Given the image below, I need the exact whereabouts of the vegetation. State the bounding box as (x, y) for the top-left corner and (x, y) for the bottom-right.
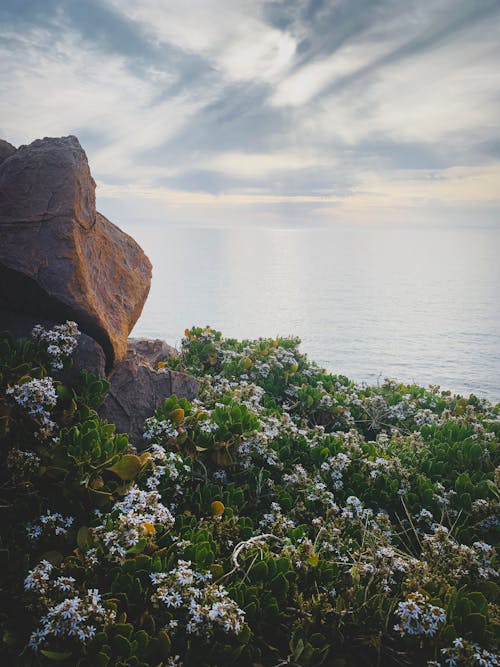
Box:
(0, 323), (498, 666)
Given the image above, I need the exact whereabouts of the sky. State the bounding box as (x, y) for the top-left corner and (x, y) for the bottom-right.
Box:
(1, 0), (500, 228)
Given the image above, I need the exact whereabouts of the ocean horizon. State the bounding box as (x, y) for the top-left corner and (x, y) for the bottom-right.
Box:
(123, 220), (500, 403)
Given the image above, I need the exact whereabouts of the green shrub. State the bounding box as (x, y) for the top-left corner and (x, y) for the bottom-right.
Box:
(0, 324), (498, 666)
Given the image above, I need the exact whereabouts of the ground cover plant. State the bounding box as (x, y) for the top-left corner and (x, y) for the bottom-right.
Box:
(0, 323), (498, 666)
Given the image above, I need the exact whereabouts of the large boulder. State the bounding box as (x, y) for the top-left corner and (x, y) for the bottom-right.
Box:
(99, 343), (199, 445)
(0, 136), (151, 368)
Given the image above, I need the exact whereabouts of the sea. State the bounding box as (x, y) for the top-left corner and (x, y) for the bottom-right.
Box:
(123, 221), (500, 403)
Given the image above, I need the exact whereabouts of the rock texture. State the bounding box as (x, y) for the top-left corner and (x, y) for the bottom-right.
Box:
(0, 136), (152, 368)
(128, 337), (179, 366)
(100, 344), (199, 445)
(0, 139), (16, 165)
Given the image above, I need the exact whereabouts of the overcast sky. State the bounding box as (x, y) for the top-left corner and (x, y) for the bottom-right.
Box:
(1, 0), (500, 227)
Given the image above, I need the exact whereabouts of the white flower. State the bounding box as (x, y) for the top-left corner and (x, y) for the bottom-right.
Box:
(151, 561), (245, 639)
(32, 321), (80, 370)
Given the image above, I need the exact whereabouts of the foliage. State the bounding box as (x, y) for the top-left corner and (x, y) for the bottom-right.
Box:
(0, 324), (498, 667)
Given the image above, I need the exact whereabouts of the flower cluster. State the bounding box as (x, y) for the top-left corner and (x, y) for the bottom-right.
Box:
(24, 560), (76, 599)
(28, 588), (115, 649)
(421, 525), (498, 583)
(145, 444), (192, 506)
(91, 485), (174, 562)
(143, 416), (179, 443)
(259, 502), (296, 534)
(5, 376), (57, 438)
(6, 377), (57, 416)
(24, 560), (115, 650)
(31, 321), (80, 370)
(6, 447), (41, 483)
(320, 452), (351, 489)
(26, 511), (74, 543)
(439, 637), (499, 667)
(394, 591), (446, 638)
(151, 560), (245, 638)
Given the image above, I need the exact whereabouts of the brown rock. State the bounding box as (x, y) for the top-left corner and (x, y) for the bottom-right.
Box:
(99, 348), (199, 445)
(0, 136), (151, 369)
(128, 338), (179, 366)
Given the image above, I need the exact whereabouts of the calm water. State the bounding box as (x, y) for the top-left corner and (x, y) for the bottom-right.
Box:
(124, 222), (500, 402)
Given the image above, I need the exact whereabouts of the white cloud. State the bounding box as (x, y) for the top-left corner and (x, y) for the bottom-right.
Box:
(0, 25), (214, 182)
(1, 0), (499, 227)
(270, 36), (400, 108)
(298, 25), (500, 146)
(202, 150), (325, 177)
(107, 0), (296, 83)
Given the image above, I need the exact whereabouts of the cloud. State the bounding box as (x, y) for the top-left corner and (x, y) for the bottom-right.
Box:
(0, 0), (499, 226)
(107, 0), (297, 84)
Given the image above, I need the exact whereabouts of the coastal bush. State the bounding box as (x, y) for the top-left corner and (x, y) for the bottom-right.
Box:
(0, 324), (498, 666)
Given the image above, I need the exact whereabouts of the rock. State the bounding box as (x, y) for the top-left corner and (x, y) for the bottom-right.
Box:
(0, 135), (95, 227)
(128, 338), (179, 366)
(0, 310), (106, 382)
(99, 348), (199, 445)
(0, 135), (152, 368)
(0, 139), (16, 164)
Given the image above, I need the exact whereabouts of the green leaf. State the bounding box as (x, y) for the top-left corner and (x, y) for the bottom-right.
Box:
(249, 560), (268, 581)
(112, 635), (131, 657)
(464, 613), (486, 637)
(293, 638), (304, 661)
(77, 526), (92, 551)
(40, 650), (73, 661)
(126, 538), (148, 555)
(94, 653), (110, 667)
(158, 630), (171, 657)
(271, 573), (289, 595)
(107, 454), (142, 480)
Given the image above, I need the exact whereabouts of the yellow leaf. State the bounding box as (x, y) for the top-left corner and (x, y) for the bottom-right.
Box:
(157, 361), (166, 369)
(106, 454), (142, 481)
(139, 452), (152, 465)
(211, 500), (225, 517)
(142, 522), (156, 535)
(307, 552), (319, 567)
(170, 408), (185, 426)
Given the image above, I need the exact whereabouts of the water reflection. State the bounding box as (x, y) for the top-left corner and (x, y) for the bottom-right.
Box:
(125, 223), (500, 401)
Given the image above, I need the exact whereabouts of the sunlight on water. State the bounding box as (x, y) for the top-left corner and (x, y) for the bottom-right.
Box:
(124, 222), (500, 402)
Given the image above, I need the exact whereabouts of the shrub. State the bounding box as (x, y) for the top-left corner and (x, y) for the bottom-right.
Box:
(0, 324), (498, 666)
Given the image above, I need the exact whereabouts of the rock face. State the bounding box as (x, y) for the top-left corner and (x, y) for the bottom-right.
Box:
(128, 337), (179, 366)
(0, 136), (152, 368)
(0, 140), (16, 165)
(99, 344), (199, 445)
